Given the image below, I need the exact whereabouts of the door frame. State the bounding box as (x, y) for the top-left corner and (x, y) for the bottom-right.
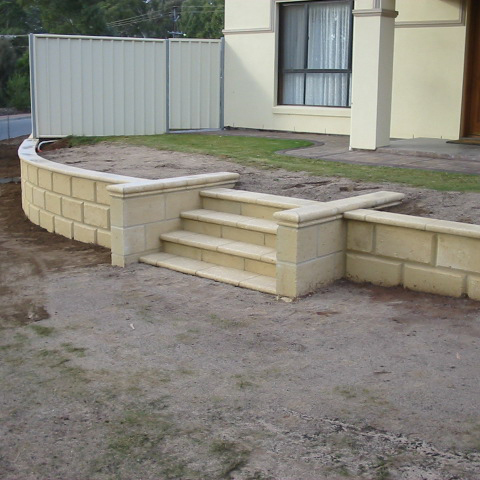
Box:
(461, 0), (480, 137)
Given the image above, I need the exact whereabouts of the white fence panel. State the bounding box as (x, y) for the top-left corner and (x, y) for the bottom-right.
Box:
(169, 39), (223, 130)
(31, 35), (168, 137)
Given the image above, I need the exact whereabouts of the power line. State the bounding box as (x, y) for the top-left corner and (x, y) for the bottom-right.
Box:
(107, 9), (165, 27)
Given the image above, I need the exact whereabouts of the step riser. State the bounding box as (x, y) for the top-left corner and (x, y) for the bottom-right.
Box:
(163, 242), (276, 278)
(202, 197), (281, 221)
(182, 218), (276, 248)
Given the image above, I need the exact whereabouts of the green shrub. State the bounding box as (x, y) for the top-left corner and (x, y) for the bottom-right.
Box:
(6, 72), (30, 111)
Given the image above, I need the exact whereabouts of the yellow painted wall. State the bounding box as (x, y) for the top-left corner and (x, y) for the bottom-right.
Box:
(391, 0), (467, 139)
(224, 0), (468, 140)
(224, 0), (352, 135)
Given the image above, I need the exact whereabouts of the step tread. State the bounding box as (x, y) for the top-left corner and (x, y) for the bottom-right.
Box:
(181, 209), (278, 234)
(161, 231), (276, 263)
(201, 187), (320, 210)
(139, 253), (276, 294)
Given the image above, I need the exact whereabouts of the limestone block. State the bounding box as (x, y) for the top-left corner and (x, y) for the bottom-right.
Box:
(202, 198), (241, 215)
(437, 234), (480, 273)
(84, 203), (110, 229)
(38, 169), (53, 190)
(27, 165), (38, 184)
(45, 192), (62, 215)
(52, 173), (72, 196)
(111, 194), (166, 227)
(276, 253), (343, 298)
(74, 223), (96, 244)
(346, 253), (402, 287)
(62, 197), (84, 222)
(347, 220), (374, 253)
(20, 159), (26, 178)
(72, 177), (96, 201)
(145, 219), (181, 251)
(404, 264), (464, 298)
(25, 183), (33, 202)
(165, 190), (200, 220)
(317, 219), (346, 257)
(163, 242), (202, 261)
(111, 225), (146, 256)
(277, 225), (318, 263)
(467, 276), (480, 301)
(221, 225), (265, 246)
(375, 225), (434, 264)
(265, 233), (276, 248)
(32, 187), (46, 209)
(96, 182), (111, 205)
(245, 258), (276, 277)
(21, 193), (27, 214)
(111, 253), (142, 267)
(241, 203), (279, 220)
(202, 250), (245, 270)
(97, 229), (111, 249)
(54, 216), (74, 239)
(29, 205), (40, 225)
(39, 210), (54, 233)
(182, 218), (222, 237)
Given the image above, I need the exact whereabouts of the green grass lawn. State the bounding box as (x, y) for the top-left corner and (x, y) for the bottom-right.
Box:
(68, 134), (480, 192)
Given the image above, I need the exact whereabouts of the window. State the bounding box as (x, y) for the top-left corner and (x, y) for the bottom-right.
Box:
(278, 1), (353, 107)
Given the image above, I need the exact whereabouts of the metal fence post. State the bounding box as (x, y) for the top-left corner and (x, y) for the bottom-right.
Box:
(165, 38), (170, 134)
(29, 33), (37, 138)
(220, 37), (225, 130)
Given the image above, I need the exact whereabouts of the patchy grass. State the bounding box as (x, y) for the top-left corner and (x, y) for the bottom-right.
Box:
(209, 439), (250, 478)
(29, 324), (55, 336)
(91, 406), (202, 480)
(67, 134), (480, 192)
(233, 374), (257, 390)
(61, 342), (87, 357)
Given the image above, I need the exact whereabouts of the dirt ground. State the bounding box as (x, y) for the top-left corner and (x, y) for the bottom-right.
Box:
(1, 137), (480, 480)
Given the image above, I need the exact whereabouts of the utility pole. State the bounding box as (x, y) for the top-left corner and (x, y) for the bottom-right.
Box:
(168, 5), (184, 38)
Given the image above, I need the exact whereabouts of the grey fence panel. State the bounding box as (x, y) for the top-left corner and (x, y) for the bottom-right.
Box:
(31, 34), (168, 137)
(168, 39), (222, 130)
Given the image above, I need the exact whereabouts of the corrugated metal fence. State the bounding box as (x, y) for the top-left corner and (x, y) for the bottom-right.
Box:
(30, 34), (223, 138)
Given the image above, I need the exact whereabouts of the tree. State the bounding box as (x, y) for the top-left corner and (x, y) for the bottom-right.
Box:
(179, 0), (223, 39)
(102, 0), (187, 39)
(0, 39), (17, 105)
(17, 0), (109, 35)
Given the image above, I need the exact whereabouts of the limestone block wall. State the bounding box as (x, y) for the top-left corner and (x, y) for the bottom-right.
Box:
(19, 139), (239, 267)
(274, 192), (405, 298)
(19, 138), (140, 249)
(107, 173), (239, 267)
(345, 209), (480, 300)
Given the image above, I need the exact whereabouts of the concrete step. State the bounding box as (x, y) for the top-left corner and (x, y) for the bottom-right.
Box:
(160, 231), (276, 277)
(200, 187), (318, 220)
(139, 252), (276, 295)
(181, 209), (277, 247)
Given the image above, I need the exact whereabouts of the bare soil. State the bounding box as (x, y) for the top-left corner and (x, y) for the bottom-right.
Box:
(1, 138), (480, 480)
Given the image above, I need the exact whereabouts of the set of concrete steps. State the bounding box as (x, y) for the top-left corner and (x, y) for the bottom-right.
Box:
(139, 188), (318, 294)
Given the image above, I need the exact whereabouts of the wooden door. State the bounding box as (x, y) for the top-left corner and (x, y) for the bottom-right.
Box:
(464, 1), (480, 137)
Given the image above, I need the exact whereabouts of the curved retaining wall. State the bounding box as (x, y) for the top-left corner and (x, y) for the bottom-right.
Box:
(19, 138), (240, 268)
(19, 138), (140, 249)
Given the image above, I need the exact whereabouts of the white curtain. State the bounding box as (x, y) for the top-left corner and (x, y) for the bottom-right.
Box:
(281, 1), (352, 107)
(281, 4), (306, 104)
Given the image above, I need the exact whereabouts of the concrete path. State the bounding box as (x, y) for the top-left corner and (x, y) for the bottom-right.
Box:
(201, 129), (480, 175)
(0, 114), (32, 141)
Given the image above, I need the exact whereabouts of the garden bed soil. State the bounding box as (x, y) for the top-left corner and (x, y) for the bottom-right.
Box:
(1, 137), (480, 480)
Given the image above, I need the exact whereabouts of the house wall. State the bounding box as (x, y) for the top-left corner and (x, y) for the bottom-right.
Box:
(224, 0), (352, 135)
(391, 0), (467, 139)
(224, 0), (468, 140)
